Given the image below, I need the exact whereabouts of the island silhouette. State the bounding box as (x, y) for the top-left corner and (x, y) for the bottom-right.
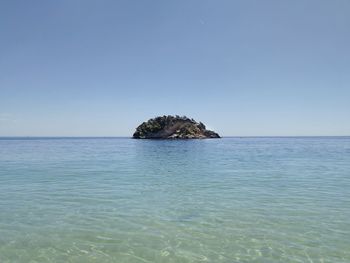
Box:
(133, 115), (220, 139)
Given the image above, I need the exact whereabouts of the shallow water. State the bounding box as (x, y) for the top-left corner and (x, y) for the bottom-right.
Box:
(0, 137), (349, 262)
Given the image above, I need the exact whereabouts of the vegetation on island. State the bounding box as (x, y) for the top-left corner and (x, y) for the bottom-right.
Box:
(133, 115), (220, 139)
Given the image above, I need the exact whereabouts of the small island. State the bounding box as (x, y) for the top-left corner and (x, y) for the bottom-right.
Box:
(133, 115), (220, 139)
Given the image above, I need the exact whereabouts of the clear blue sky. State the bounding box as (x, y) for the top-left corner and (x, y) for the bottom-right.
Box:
(1, 0), (349, 136)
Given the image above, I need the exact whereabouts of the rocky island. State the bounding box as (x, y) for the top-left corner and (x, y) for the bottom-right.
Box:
(133, 115), (220, 139)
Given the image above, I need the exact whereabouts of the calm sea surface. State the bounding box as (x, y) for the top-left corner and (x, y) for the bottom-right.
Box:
(0, 137), (349, 263)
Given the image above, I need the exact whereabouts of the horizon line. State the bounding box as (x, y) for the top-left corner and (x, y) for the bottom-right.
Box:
(0, 136), (349, 139)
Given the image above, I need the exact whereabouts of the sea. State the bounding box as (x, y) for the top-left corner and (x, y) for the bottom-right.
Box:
(0, 137), (349, 262)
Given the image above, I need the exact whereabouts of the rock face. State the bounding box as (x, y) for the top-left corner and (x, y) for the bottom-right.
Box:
(133, 115), (220, 139)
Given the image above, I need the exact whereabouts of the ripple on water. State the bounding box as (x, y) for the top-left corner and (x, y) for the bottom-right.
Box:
(0, 137), (350, 262)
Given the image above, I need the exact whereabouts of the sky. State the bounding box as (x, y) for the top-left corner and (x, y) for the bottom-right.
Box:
(0, 0), (349, 136)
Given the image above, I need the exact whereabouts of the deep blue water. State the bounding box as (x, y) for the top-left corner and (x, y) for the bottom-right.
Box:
(0, 137), (349, 262)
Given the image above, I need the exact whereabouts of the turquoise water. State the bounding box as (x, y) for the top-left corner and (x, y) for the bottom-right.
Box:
(0, 137), (349, 263)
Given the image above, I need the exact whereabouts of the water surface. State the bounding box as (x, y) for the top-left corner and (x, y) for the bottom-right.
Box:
(0, 137), (349, 262)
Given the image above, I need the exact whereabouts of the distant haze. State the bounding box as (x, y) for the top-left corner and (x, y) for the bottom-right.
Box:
(1, 0), (349, 136)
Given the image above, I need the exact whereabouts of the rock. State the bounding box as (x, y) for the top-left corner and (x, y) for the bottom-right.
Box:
(133, 115), (220, 139)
